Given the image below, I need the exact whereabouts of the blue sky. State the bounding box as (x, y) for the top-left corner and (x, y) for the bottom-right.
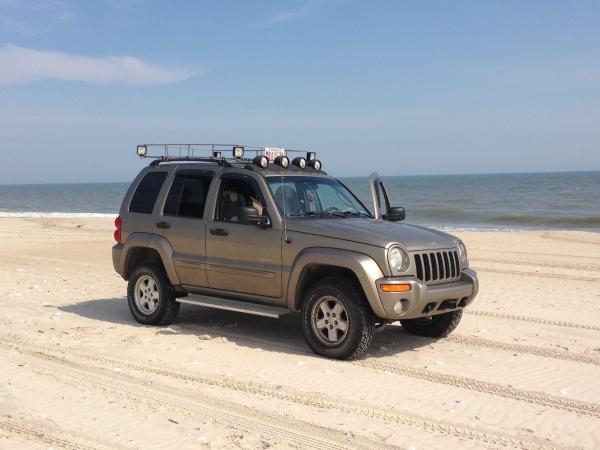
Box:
(1, 0), (599, 183)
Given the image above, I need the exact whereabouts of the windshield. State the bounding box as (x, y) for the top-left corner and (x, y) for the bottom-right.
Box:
(266, 176), (372, 218)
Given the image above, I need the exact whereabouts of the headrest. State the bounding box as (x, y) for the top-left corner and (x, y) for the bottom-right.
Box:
(224, 190), (239, 202)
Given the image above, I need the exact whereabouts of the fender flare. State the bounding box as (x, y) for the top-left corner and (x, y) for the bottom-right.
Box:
(120, 233), (181, 285)
(286, 247), (387, 318)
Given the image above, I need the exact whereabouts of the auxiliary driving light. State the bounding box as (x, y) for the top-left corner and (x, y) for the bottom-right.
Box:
(253, 155), (269, 168)
(306, 152), (316, 161)
(292, 157), (307, 169)
(212, 151), (222, 158)
(308, 159), (322, 171)
(274, 155), (290, 168)
(232, 146), (245, 158)
(136, 145), (147, 157)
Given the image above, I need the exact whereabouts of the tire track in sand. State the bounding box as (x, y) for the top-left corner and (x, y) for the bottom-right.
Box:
(0, 336), (585, 450)
(472, 257), (600, 272)
(358, 359), (600, 419)
(465, 310), (600, 332)
(0, 347), (386, 450)
(31, 322), (600, 421)
(0, 415), (117, 450)
(475, 267), (600, 283)
(447, 334), (600, 367)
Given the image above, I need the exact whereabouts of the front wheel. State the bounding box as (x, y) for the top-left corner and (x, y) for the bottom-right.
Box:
(301, 277), (375, 360)
(127, 264), (180, 326)
(400, 309), (462, 338)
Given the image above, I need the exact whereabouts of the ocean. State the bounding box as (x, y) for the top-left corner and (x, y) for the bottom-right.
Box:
(1, 171), (599, 231)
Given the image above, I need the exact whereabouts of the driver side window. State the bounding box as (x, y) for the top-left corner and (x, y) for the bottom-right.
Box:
(216, 176), (266, 222)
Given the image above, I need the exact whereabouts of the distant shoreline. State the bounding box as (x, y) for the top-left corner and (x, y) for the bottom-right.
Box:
(1, 172), (599, 232)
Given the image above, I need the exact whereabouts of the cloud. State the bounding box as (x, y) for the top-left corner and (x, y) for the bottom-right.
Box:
(258, 9), (305, 25)
(0, 44), (195, 85)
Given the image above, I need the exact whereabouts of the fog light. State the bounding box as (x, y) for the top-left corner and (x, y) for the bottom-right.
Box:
(380, 283), (411, 292)
(393, 300), (409, 315)
(136, 145), (147, 157)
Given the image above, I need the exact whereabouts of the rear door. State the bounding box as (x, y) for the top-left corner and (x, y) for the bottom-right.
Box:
(154, 169), (215, 287)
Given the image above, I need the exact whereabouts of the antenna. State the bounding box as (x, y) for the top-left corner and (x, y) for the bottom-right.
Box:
(281, 176), (290, 243)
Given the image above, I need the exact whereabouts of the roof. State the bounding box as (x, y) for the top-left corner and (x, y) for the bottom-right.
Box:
(148, 159), (329, 177)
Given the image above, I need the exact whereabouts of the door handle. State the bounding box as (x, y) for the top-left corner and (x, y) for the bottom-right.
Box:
(156, 221), (171, 229)
(210, 228), (229, 236)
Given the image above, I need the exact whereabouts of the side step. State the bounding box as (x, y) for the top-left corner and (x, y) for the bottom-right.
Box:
(177, 294), (290, 318)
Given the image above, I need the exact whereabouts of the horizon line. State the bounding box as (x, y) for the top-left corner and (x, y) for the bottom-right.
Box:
(0, 169), (598, 187)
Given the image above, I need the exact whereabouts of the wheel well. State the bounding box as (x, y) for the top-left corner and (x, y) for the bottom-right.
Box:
(295, 264), (363, 310)
(124, 247), (164, 279)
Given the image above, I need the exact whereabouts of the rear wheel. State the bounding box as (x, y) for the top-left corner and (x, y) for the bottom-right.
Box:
(301, 277), (375, 360)
(127, 264), (180, 326)
(400, 309), (462, 338)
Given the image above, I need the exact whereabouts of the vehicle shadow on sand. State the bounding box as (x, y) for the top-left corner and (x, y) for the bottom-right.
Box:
(60, 297), (436, 359)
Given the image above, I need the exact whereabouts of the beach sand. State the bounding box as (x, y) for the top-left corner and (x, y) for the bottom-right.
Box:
(0, 217), (599, 449)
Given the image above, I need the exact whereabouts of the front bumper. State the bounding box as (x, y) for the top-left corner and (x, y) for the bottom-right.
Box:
(375, 268), (479, 320)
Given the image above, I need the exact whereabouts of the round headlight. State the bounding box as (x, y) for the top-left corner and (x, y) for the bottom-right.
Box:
(457, 241), (468, 266)
(388, 246), (409, 274)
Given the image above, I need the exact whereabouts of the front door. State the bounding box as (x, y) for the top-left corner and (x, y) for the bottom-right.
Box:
(205, 173), (283, 298)
(369, 172), (391, 219)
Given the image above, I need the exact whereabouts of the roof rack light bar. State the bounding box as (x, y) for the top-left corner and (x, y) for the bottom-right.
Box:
(136, 143), (320, 169)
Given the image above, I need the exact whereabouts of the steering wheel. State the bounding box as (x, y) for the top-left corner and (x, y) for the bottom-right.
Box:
(324, 206), (340, 213)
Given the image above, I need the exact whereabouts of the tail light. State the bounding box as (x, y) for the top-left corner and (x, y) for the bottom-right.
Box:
(114, 216), (122, 243)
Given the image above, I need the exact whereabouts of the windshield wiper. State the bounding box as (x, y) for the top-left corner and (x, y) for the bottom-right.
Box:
(289, 211), (347, 218)
(339, 210), (371, 218)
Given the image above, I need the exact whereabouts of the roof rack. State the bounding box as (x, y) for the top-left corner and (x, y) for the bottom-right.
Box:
(136, 144), (319, 169)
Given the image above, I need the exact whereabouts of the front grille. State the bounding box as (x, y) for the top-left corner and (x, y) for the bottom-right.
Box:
(414, 250), (460, 283)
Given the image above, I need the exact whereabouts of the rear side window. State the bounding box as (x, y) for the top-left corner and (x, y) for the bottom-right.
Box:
(129, 172), (167, 214)
(164, 174), (213, 218)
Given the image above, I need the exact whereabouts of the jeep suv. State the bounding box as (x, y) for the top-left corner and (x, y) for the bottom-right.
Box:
(112, 144), (478, 360)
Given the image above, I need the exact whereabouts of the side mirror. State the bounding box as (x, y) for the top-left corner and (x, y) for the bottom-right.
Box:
(383, 206), (405, 222)
(238, 206), (270, 227)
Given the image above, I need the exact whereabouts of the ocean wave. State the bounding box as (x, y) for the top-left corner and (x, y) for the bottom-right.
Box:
(433, 226), (521, 233)
(0, 212), (116, 218)
(493, 214), (600, 228)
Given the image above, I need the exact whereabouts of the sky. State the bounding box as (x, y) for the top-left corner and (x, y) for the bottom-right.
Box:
(0, 0), (599, 184)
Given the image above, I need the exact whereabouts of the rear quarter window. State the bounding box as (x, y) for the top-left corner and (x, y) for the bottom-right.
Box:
(129, 172), (167, 214)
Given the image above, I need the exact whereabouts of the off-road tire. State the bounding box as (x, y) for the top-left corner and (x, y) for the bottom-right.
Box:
(127, 264), (180, 326)
(400, 309), (462, 338)
(301, 277), (375, 360)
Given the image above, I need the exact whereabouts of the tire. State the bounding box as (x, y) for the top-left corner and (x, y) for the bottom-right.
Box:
(400, 309), (462, 338)
(127, 264), (180, 326)
(301, 277), (375, 360)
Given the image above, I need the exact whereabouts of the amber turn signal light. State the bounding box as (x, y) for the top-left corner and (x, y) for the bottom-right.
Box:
(380, 283), (412, 293)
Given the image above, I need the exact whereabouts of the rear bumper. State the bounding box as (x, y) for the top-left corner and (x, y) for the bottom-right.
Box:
(375, 268), (478, 320)
(112, 244), (125, 278)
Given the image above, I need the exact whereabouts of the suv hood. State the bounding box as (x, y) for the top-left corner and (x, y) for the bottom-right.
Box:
(287, 218), (458, 251)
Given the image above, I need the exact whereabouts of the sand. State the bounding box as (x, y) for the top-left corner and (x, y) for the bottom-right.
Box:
(0, 217), (599, 449)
